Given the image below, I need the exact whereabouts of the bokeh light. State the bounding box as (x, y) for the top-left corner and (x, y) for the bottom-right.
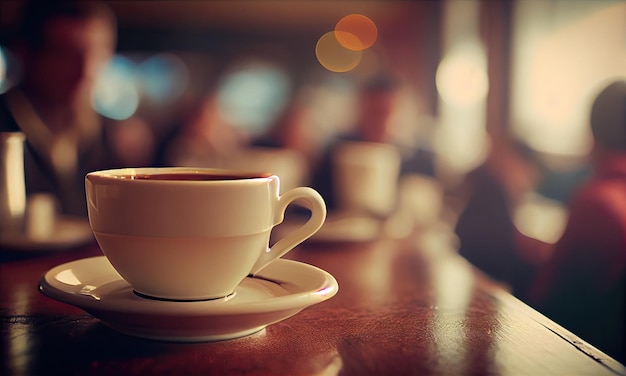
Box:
(315, 31), (363, 73)
(0, 46), (19, 95)
(514, 192), (567, 244)
(436, 46), (489, 107)
(92, 55), (140, 120)
(335, 14), (378, 51)
(0, 47), (6, 93)
(138, 53), (189, 104)
(434, 41), (490, 178)
(216, 62), (291, 136)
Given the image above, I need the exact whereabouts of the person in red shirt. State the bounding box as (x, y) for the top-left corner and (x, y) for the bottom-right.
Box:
(528, 80), (626, 362)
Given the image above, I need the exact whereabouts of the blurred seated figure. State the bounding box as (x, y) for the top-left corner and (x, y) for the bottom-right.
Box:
(0, 0), (122, 217)
(157, 93), (249, 168)
(107, 115), (157, 168)
(527, 80), (626, 362)
(454, 135), (542, 297)
(250, 95), (315, 190)
(253, 96), (313, 161)
(159, 89), (310, 194)
(309, 72), (435, 214)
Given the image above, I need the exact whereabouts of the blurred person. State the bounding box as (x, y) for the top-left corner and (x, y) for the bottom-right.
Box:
(527, 80), (626, 362)
(253, 94), (315, 163)
(250, 87), (325, 185)
(0, 0), (123, 217)
(156, 92), (249, 168)
(107, 115), (157, 168)
(454, 135), (543, 297)
(309, 72), (435, 213)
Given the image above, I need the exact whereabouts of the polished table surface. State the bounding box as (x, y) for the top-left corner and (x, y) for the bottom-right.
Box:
(1, 224), (625, 376)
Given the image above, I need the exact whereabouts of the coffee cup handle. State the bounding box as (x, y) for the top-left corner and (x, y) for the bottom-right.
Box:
(249, 187), (326, 275)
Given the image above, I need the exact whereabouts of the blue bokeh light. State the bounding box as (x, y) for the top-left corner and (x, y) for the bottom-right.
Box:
(0, 47), (7, 94)
(0, 46), (20, 95)
(92, 55), (140, 120)
(217, 62), (291, 136)
(138, 53), (189, 104)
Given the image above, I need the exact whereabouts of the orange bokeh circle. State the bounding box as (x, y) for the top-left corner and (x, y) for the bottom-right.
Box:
(315, 31), (363, 73)
(335, 14), (378, 51)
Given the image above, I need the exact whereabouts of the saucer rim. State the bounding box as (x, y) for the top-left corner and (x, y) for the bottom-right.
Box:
(39, 256), (338, 316)
(0, 215), (93, 251)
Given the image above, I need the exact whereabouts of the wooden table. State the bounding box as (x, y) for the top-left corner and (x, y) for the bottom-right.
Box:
(1, 225), (624, 375)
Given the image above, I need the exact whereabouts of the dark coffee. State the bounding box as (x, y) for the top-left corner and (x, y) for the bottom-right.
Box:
(125, 172), (270, 181)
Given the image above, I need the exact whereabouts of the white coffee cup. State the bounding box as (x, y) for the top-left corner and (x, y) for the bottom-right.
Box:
(332, 141), (401, 217)
(85, 167), (326, 301)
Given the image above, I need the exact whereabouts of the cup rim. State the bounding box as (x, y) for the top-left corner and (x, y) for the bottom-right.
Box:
(86, 167), (275, 184)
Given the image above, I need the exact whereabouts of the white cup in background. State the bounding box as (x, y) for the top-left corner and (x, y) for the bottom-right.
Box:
(332, 141), (401, 217)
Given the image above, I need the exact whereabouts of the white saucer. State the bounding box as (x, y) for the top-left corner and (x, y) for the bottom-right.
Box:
(39, 256), (338, 342)
(0, 216), (94, 252)
(276, 212), (381, 243)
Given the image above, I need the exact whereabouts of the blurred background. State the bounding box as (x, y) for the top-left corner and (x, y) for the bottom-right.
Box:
(1, 0), (624, 265)
(0, 0), (622, 232)
(0, 0), (621, 179)
(0, 0), (624, 360)
(1, 0), (624, 248)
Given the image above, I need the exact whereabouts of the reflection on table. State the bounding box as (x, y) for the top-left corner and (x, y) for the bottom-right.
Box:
(1, 220), (624, 376)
